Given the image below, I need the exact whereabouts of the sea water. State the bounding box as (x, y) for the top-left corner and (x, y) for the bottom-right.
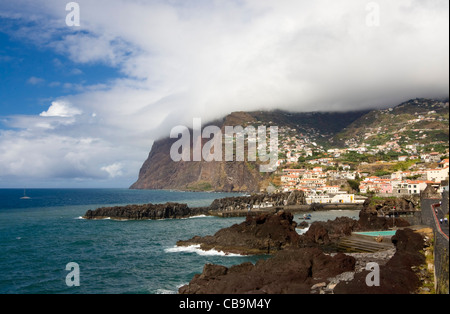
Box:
(0, 189), (359, 294)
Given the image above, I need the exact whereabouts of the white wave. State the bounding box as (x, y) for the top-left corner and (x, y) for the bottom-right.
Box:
(177, 283), (187, 289)
(164, 244), (245, 257)
(155, 288), (177, 294)
(75, 216), (116, 221)
(189, 214), (209, 218)
(76, 216), (127, 221)
(296, 225), (310, 235)
(155, 282), (188, 294)
(180, 214), (211, 220)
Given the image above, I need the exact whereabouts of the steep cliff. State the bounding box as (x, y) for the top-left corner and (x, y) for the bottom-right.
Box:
(130, 110), (368, 192)
(129, 136), (268, 192)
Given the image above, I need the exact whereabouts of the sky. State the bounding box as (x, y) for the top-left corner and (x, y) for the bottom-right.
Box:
(0, 0), (448, 188)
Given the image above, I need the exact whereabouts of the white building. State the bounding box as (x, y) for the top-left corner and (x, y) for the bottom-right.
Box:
(426, 167), (449, 183)
(305, 193), (330, 204)
(330, 194), (358, 204)
(406, 180), (430, 195)
(305, 192), (359, 204)
(322, 186), (340, 194)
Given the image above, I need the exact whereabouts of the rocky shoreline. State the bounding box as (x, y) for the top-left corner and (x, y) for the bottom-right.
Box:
(82, 190), (363, 220)
(83, 202), (210, 220)
(176, 196), (429, 294)
(178, 217), (428, 294)
(82, 191), (306, 220)
(178, 227), (427, 294)
(174, 205), (408, 256)
(82, 192), (428, 294)
(177, 211), (301, 255)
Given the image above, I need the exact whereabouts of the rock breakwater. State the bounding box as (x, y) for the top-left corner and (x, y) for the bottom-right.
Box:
(83, 202), (208, 220)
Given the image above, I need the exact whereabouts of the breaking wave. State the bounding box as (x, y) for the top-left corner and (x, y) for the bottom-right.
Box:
(164, 244), (245, 257)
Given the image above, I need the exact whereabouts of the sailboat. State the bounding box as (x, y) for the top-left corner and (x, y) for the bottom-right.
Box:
(20, 189), (31, 200)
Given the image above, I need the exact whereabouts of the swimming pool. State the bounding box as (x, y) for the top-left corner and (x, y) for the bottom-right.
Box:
(354, 230), (397, 237)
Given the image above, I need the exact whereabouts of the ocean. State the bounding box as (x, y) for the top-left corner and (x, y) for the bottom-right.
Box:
(0, 189), (359, 294)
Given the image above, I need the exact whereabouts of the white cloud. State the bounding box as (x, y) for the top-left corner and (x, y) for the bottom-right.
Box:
(71, 68), (83, 75)
(48, 81), (61, 87)
(40, 101), (82, 118)
(101, 163), (123, 178)
(5, 1), (449, 117)
(27, 76), (45, 85)
(0, 0), (448, 187)
(0, 129), (143, 187)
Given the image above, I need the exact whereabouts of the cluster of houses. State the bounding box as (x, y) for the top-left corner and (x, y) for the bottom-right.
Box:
(280, 167), (365, 205)
(359, 159), (449, 195)
(266, 106), (449, 205)
(278, 159), (449, 205)
(276, 126), (318, 165)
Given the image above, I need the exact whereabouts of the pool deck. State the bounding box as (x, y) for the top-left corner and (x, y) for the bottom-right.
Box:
(338, 234), (394, 253)
(338, 225), (429, 253)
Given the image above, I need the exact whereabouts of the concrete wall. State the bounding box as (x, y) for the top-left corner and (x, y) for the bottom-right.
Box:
(421, 197), (449, 294)
(403, 211), (422, 226)
(434, 230), (449, 294)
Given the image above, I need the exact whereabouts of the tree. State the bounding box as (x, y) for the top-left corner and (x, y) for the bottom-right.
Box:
(347, 179), (360, 193)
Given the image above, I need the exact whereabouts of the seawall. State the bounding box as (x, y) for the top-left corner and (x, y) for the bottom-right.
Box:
(421, 193), (449, 294)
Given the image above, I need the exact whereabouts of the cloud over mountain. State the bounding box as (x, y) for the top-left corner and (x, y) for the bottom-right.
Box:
(0, 0), (448, 187)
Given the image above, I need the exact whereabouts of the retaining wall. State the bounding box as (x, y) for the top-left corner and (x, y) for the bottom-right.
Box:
(421, 197), (449, 294)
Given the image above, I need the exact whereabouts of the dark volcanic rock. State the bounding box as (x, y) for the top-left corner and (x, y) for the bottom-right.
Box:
(358, 197), (413, 230)
(83, 202), (208, 220)
(209, 190), (305, 211)
(300, 216), (359, 248)
(298, 221), (309, 229)
(334, 228), (425, 294)
(177, 211), (300, 255)
(297, 195), (417, 249)
(388, 228), (426, 269)
(178, 248), (356, 294)
(82, 191), (306, 221)
(176, 194), (428, 294)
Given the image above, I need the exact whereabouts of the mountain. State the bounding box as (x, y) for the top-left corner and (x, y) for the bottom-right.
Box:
(130, 110), (368, 192)
(333, 98), (449, 150)
(130, 98), (449, 192)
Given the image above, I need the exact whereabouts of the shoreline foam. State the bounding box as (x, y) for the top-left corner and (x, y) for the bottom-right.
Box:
(164, 244), (246, 257)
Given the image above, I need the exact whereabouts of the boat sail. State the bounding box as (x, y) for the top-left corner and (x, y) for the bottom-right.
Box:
(20, 190), (31, 200)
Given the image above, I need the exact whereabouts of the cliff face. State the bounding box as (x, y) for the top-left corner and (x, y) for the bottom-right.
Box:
(129, 136), (268, 192)
(130, 112), (271, 192)
(130, 110), (367, 192)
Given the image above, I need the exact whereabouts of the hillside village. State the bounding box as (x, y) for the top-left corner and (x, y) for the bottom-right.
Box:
(269, 99), (449, 204)
(132, 98), (449, 195)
